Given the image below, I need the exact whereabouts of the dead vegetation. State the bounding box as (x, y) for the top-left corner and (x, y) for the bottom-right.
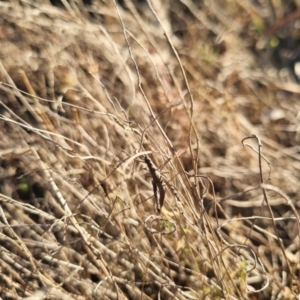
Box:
(0, 0), (300, 299)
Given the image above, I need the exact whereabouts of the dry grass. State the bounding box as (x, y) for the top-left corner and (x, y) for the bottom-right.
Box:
(0, 0), (300, 299)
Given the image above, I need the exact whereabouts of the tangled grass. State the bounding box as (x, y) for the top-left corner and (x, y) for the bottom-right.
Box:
(0, 0), (300, 299)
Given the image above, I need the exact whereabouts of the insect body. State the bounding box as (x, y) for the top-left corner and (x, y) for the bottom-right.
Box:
(144, 156), (166, 214)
